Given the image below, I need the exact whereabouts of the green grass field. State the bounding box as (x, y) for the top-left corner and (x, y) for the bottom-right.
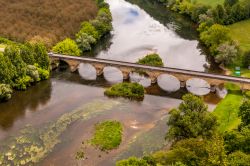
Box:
(228, 19), (250, 53)
(213, 93), (243, 132)
(195, 0), (224, 7)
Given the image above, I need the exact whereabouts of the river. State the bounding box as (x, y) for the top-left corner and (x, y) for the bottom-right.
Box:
(0, 0), (219, 165)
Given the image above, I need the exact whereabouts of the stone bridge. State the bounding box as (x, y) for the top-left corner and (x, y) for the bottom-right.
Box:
(49, 53), (250, 90)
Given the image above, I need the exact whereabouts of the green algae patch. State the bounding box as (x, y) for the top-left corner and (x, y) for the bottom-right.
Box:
(91, 120), (123, 151)
(0, 100), (120, 165)
(104, 83), (144, 101)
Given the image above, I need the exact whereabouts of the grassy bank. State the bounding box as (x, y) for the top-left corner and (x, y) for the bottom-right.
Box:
(195, 0), (224, 7)
(228, 19), (250, 53)
(213, 93), (243, 132)
(91, 120), (122, 151)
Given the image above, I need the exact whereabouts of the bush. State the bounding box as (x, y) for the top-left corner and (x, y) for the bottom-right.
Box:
(137, 53), (164, 67)
(32, 43), (50, 70)
(91, 120), (122, 151)
(104, 82), (145, 100)
(26, 65), (40, 82)
(0, 84), (12, 102)
(75, 32), (96, 52)
(13, 75), (32, 90)
(52, 38), (81, 56)
(78, 22), (100, 40)
(19, 43), (35, 65)
(116, 157), (149, 166)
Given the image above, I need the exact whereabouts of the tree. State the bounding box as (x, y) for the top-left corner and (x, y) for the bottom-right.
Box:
(0, 84), (12, 101)
(228, 151), (250, 166)
(215, 42), (238, 66)
(166, 94), (218, 141)
(78, 22), (100, 40)
(4, 45), (27, 78)
(239, 100), (250, 128)
(75, 32), (96, 52)
(33, 43), (50, 69)
(0, 53), (16, 84)
(52, 38), (81, 57)
(19, 43), (35, 65)
(200, 24), (231, 54)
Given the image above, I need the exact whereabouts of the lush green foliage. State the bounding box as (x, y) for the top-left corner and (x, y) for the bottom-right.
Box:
(52, 38), (81, 56)
(75, 4), (112, 53)
(104, 83), (145, 100)
(166, 94), (218, 141)
(116, 157), (149, 166)
(137, 53), (164, 67)
(0, 42), (50, 101)
(239, 100), (250, 128)
(91, 120), (122, 151)
(0, 84), (12, 102)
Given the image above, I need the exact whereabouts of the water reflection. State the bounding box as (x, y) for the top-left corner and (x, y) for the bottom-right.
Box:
(95, 0), (207, 71)
(129, 72), (151, 87)
(103, 66), (123, 83)
(186, 78), (211, 96)
(78, 63), (97, 80)
(157, 74), (180, 92)
(0, 81), (52, 130)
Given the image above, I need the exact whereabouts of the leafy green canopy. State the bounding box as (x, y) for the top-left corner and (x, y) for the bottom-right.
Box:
(104, 82), (145, 100)
(52, 38), (81, 56)
(137, 54), (164, 67)
(91, 120), (122, 151)
(166, 94), (218, 141)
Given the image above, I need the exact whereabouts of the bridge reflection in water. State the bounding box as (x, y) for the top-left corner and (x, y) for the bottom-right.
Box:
(50, 53), (250, 96)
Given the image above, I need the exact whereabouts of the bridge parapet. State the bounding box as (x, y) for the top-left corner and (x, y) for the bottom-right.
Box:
(49, 53), (250, 90)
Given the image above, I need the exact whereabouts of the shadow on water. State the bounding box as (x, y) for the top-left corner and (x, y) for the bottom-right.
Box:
(0, 80), (52, 130)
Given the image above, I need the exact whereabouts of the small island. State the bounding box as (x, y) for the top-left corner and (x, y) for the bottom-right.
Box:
(91, 120), (122, 151)
(104, 82), (145, 100)
(137, 53), (164, 67)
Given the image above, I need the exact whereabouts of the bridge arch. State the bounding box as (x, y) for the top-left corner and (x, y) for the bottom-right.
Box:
(157, 74), (180, 92)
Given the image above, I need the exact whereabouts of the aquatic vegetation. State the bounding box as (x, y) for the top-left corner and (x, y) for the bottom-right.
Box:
(0, 100), (120, 165)
(91, 120), (123, 151)
(104, 83), (145, 100)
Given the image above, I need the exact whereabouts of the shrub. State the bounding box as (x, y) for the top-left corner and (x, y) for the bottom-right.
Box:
(13, 75), (32, 90)
(116, 157), (149, 166)
(91, 120), (122, 151)
(75, 32), (96, 52)
(0, 84), (12, 102)
(78, 22), (100, 40)
(137, 53), (164, 67)
(26, 65), (40, 82)
(104, 82), (145, 100)
(52, 38), (81, 56)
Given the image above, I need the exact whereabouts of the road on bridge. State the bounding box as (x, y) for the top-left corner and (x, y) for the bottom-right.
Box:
(49, 53), (250, 85)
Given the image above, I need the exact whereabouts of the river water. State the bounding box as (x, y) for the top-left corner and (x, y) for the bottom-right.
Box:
(0, 0), (219, 165)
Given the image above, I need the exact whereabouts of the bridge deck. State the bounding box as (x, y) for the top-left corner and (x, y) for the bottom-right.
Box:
(49, 53), (250, 84)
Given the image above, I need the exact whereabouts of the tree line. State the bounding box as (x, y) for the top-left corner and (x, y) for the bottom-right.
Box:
(0, 42), (50, 102)
(159, 0), (250, 68)
(52, 0), (113, 56)
(117, 93), (250, 166)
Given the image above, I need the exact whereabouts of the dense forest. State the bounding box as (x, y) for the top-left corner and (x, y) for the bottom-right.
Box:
(0, 0), (98, 46)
